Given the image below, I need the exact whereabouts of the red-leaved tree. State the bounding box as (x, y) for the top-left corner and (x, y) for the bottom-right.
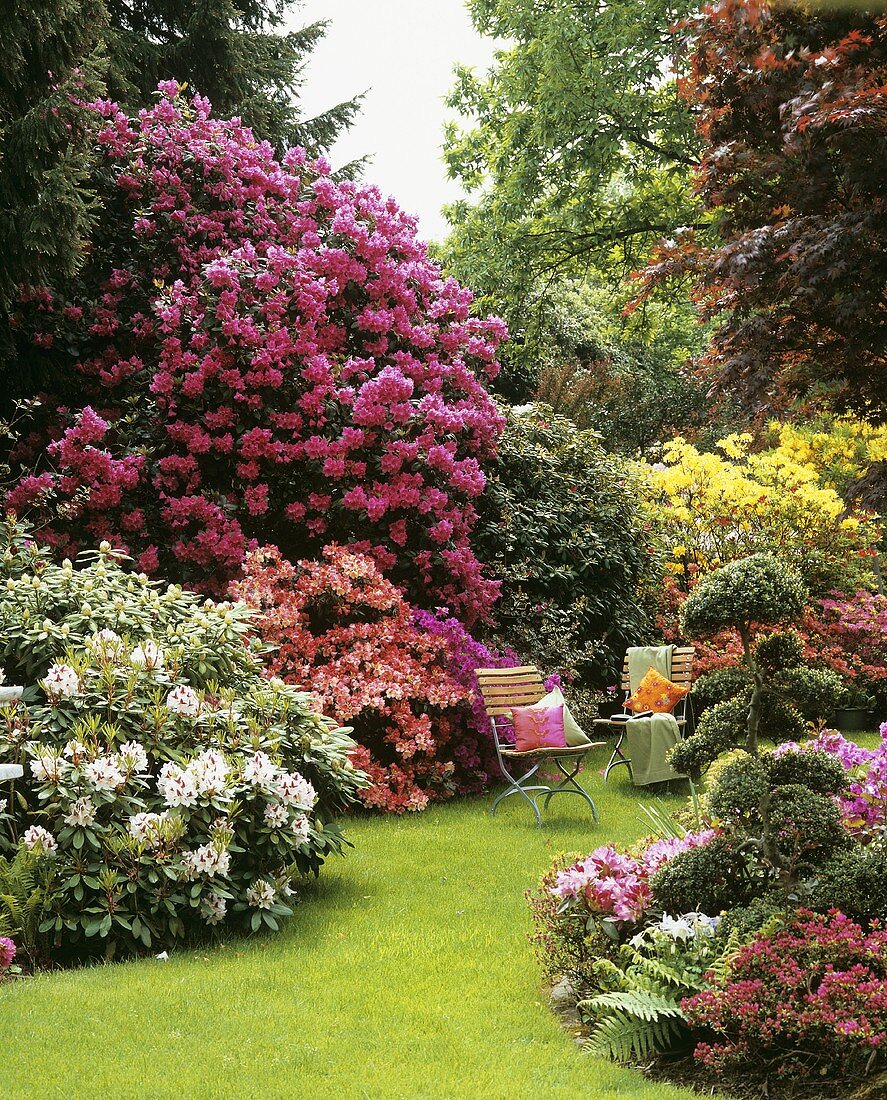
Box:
(633, 1), (887, 422)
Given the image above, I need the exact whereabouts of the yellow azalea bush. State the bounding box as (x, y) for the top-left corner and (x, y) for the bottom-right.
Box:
(641, 433), (881, 594)
(764, 416), (887, 496)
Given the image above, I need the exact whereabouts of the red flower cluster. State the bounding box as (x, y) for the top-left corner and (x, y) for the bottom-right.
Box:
(684, 910), (887, 1077)
(233, 544), (501, 812)
(7, 87), (506, 622)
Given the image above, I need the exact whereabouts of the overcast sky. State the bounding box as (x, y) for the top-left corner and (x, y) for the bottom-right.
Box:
(294, 1), (498, 243)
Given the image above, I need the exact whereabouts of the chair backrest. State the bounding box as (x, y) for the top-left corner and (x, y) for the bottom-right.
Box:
(475, 667), (546, 739)
(619, 646), (695, 692)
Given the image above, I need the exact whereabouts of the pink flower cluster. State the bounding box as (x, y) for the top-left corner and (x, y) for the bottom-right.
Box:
(684, 910), (887, 1077)
(779, 722), (887, 840)
(552, 831), (716, 925)
(7, 87), (506, 622)
(234, 544), (506, 812)
(0, 936), (15, 972)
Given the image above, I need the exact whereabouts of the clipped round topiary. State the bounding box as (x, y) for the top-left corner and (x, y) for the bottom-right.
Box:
(650, 836), (754, 915)
(669, 697), (752, 778)
(0, 518), (366, 960)
(808, 847), (887, 922)
(707, 756), (769, 823)
(680, 552), (807, 640)
(768, 784), (849, 864)
(765, 748), (846, 796)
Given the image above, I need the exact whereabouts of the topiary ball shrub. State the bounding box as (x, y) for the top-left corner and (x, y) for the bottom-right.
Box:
(0, 518), (365, 960)
(473, 405), (653, 685)
(649, 836), (755, 916)
(808, 847), (887, 923)
(4, 86), (506, 624)
(680, 552), (808, 641)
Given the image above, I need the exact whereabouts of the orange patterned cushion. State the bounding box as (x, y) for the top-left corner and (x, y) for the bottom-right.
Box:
(626, 667), (689, 715)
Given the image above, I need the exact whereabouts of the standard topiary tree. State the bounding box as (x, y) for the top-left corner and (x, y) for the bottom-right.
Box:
(675, 552), (807, 773)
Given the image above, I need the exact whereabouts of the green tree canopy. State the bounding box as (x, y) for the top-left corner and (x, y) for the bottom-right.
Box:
(0, 1), (108, 318)
(441, 0), (704, 377)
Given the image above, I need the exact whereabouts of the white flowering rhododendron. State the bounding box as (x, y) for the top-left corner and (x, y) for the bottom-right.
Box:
(117, 741), (149, 773)
(243, 751), (279, 787)
(64, 797), (97, 827)
(130, 639), (164, 670)
(246, 880), (276, 910)
(23, 825), (58, 853)
(165, 684), (200, 716)
(0, 518), (366, 960)
(84, 756), (126, 792)
(42, 663), (80, 698)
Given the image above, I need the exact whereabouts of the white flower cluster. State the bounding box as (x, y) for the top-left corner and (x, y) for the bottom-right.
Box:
(158, 749), (230, 808)
(634, 912), (721, 945)
(165, 684), (200, 716)
(64, 797), (96, 827)
(30, 751), (64, 784)
(128, 812), (170, 849)
(23, 825), (58, 853)
(118, 740), (149, 773)
(201, 894), (227, 925)
(242, 751), (316, 809)
(84, 756), (127, 792)
(0, 665), (5, 686)
(263, 802), (288, 828)
(42, 663), (80, 699)
(90, 628), (122, 654)
(130, 639), (164, 671)
(246, 879), (276, 909)
(181, 842), (231, 880)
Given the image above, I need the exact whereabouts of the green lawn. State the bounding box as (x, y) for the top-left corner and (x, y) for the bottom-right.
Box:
(0, 747), (703, 1098)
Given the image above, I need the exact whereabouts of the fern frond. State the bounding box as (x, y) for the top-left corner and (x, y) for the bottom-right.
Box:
(585, 1009), (684, 1062)
(582, 988), (686, 1023)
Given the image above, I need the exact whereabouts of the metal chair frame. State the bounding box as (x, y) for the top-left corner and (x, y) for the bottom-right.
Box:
(593, 647), (695, 781)
(476, 666), (604, 826)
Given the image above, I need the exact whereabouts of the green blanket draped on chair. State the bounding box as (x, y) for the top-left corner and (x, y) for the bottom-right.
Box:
(624, 644), (686, 786)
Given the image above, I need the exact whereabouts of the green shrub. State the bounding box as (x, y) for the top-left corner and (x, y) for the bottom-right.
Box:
(650, 838), (754, 915)
(808, 847), (887, 922)
(474, 407), (653, 684)
(0, 517), (365, 960)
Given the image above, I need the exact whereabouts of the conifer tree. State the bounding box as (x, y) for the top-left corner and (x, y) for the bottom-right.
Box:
(103, 1), (361, 152)
(0, 1), (107, 316)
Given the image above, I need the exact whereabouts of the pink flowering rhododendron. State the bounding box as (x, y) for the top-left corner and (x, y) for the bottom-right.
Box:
(233, 544), (511, 812)
(778, 722), (887, 840)
(552, 830), (716, 926)
(0, 936), (15, 972)
(683, 910), (887, 1078)
(6, 86), (506, 623)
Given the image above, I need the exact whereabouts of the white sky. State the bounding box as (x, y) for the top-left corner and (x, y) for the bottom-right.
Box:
(294, 1), (498, 243)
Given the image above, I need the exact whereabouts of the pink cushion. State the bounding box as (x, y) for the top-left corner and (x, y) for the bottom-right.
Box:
(512, 703), (567, 751)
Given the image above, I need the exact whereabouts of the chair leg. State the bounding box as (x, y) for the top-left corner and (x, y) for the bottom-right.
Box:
(491, 761), (545, 826)
(542, 758), (599, 821)
(604, 728), (631, 782)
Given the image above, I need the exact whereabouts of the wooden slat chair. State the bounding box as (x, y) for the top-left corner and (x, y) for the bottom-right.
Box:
(592, 647), (695, 781)
(476, 666), (605, 826)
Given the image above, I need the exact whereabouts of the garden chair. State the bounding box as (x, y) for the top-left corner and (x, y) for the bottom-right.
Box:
(592, 647), (695, 781)
(476, 666), (605, 826)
